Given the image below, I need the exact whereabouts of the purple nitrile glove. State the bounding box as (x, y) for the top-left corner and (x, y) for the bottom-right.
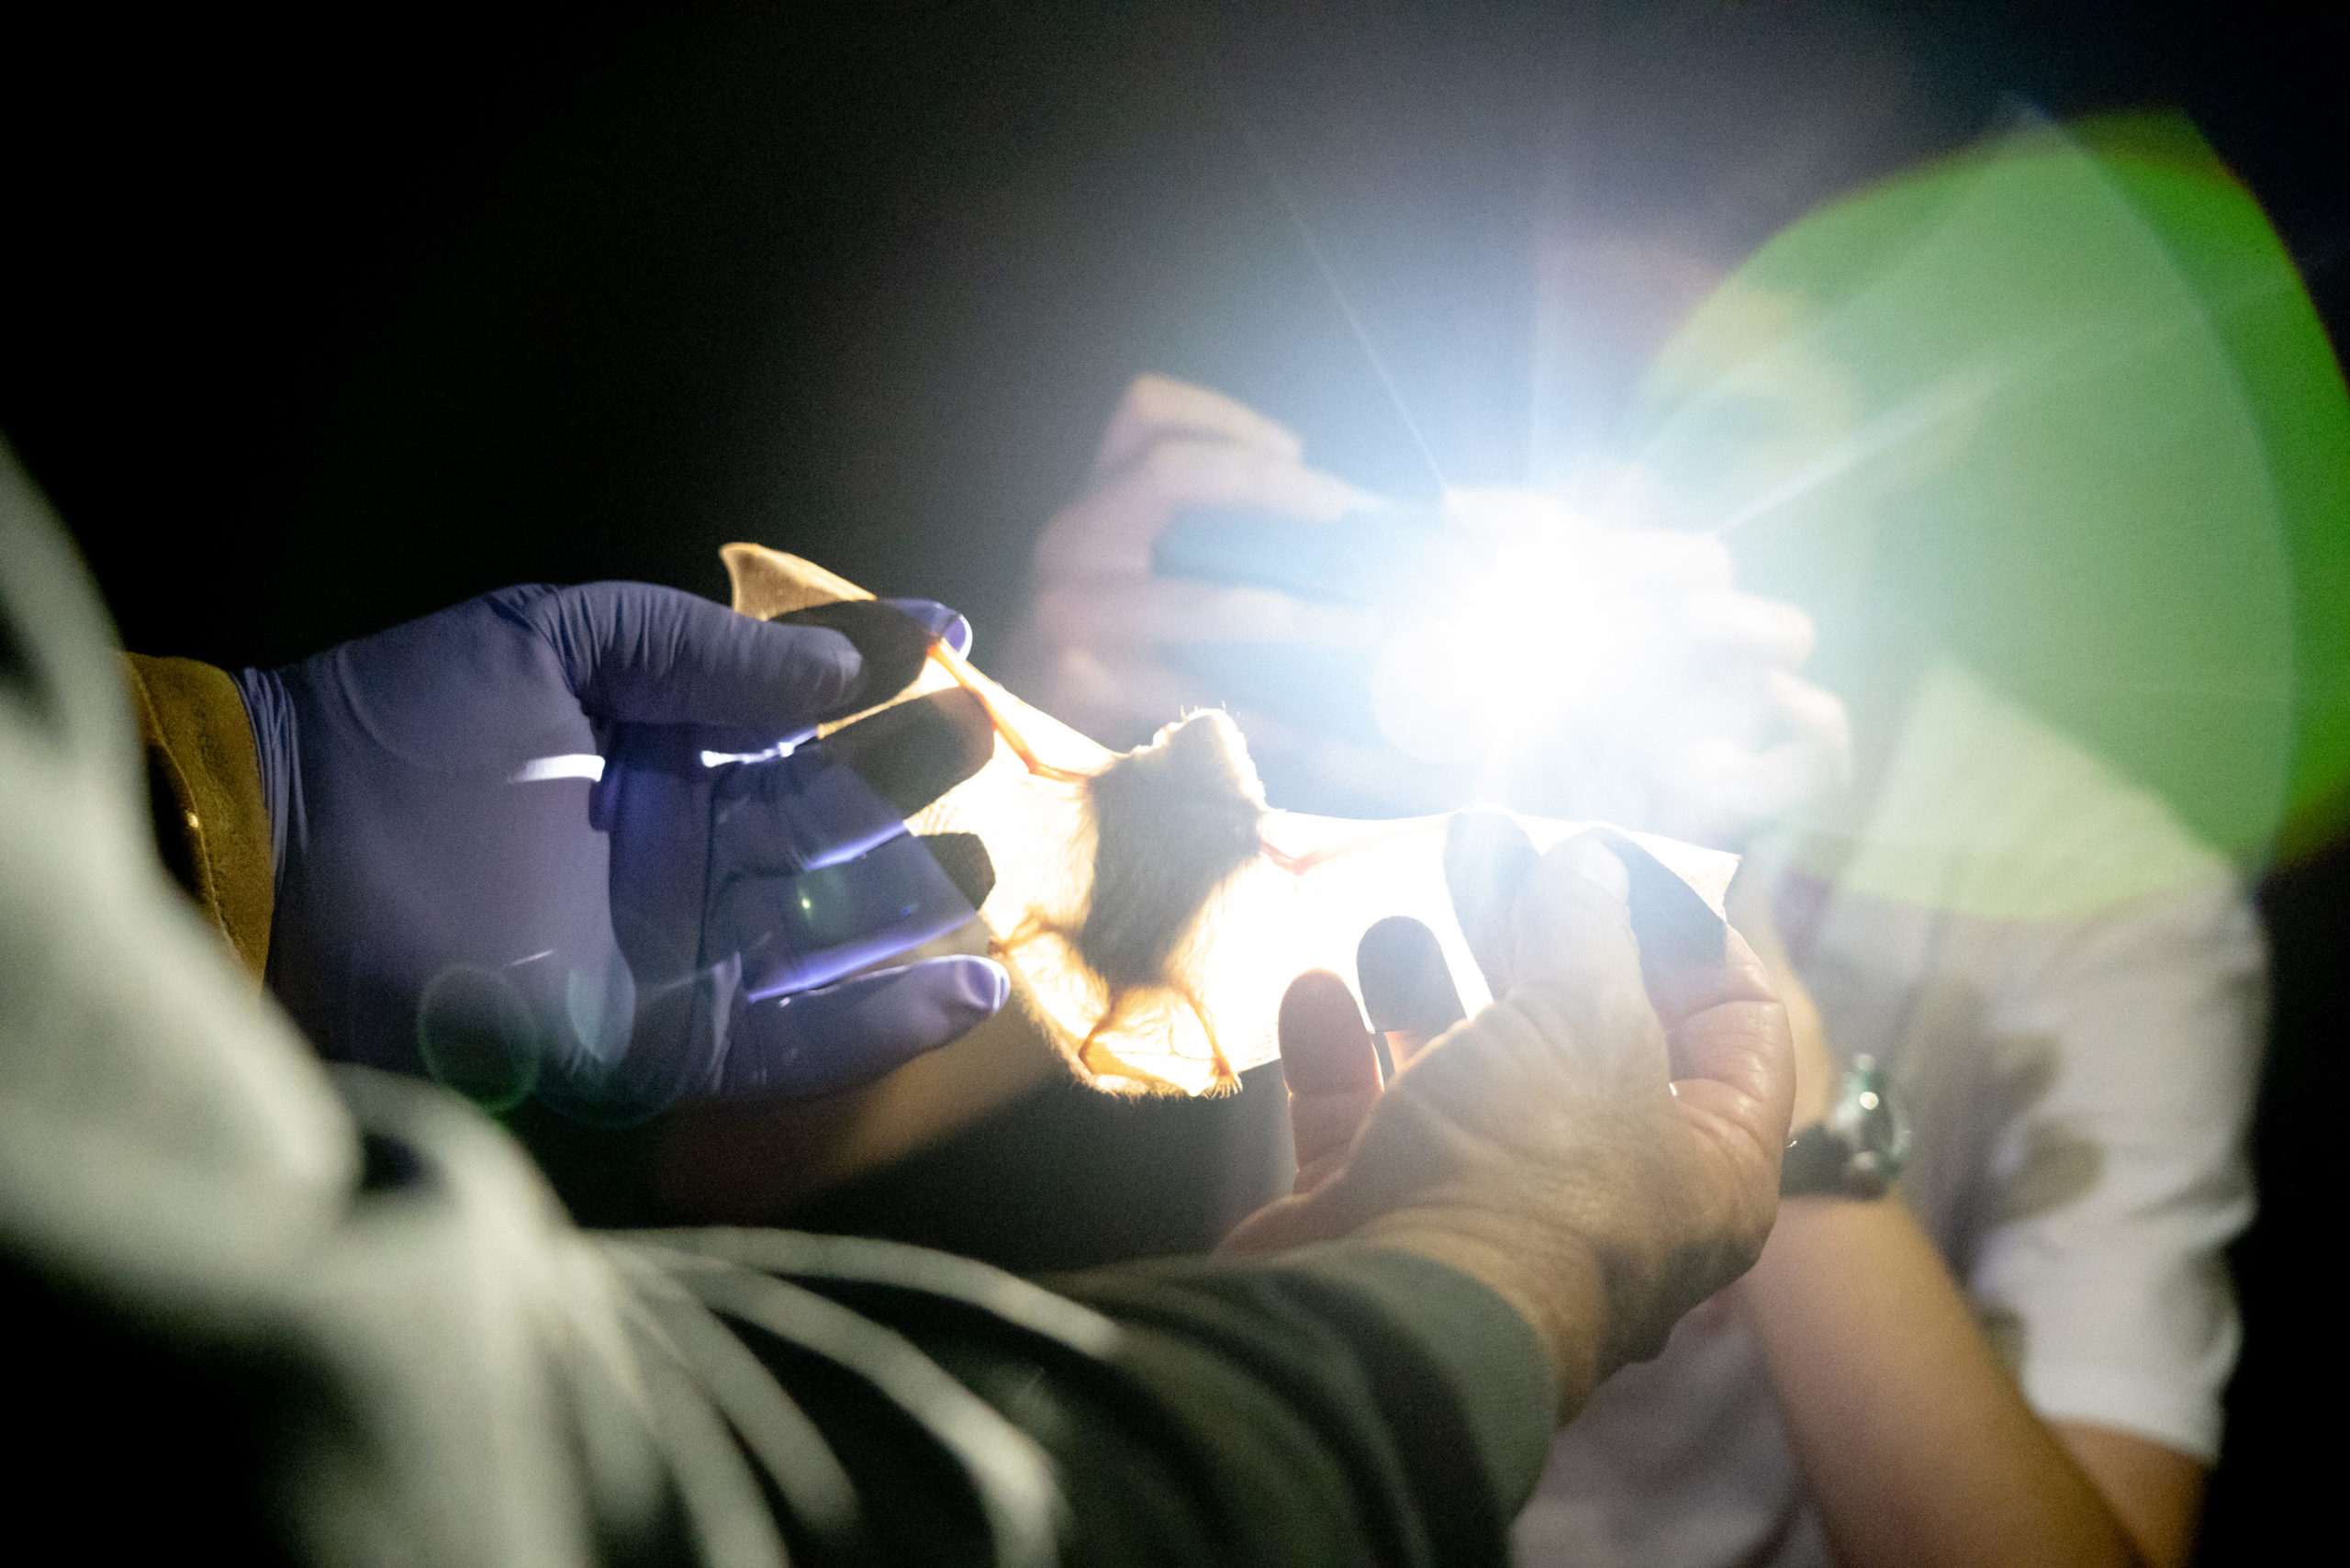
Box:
(237, 582), (1006, 1121)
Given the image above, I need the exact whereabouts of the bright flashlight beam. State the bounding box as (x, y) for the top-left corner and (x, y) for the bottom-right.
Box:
(1699, 361), (2009, 541)
(1223, 98), (1452, 494)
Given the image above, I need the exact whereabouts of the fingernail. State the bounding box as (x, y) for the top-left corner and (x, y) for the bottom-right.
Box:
(1558, 833), (1631, 903)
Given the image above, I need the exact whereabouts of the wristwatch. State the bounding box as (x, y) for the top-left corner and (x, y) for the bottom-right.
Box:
(1780, 1054), (1909, 1198)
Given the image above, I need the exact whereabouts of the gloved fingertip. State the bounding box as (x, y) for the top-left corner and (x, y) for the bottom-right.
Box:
(774, 599), (933, 712)
(825, 688), (995, 818)
(918, 831), (998, 910)
(882, 597), (972, 658)
(721, 955), (1008, 1102)
(934, 952), (1013, 1017)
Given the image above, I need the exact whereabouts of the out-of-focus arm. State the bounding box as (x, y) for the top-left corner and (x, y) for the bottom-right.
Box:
(1739, 1193), (2158, 1566)
(610, 1229), (1557, 1567)
(1734, 872), (2259, 1568)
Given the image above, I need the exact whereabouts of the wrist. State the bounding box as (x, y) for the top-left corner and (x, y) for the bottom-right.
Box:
(1359, 1211), (1613, 1413)
(230, 664), (295, 892)
(1780, 1053), (1908, 1199)
(1734, 1183), (1908, 1305)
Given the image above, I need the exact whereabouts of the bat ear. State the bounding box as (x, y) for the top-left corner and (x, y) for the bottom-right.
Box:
(721, 542), (873, 621)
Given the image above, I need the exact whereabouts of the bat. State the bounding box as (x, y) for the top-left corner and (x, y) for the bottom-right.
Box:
(722, 543), (1738, 1098)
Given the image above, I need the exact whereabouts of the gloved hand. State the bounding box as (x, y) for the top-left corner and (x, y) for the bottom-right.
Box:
(238, 581), (1009, 1121)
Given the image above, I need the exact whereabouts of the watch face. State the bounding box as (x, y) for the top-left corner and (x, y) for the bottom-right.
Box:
(1781, 1055), (1908, 1197)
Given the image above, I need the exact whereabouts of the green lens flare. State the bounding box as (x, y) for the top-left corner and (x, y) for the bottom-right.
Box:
(418, 964), (542, 1112)
(1627, 113), (2350, 911)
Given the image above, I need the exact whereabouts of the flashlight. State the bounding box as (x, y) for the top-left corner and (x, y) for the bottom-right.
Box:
(1151, 500), (1482, 610)
(1151, 499), (1663, 768)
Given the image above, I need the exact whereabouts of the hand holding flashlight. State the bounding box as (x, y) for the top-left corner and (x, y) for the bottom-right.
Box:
(1023, 379), (1847, 839)
(1009, 374), (1378, 748)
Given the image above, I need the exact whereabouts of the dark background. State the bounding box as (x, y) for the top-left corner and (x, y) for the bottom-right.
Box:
(5, 3), (2340, 1555)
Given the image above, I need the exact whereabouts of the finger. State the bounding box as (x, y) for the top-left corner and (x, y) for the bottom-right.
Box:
(1660, 925), (1796, 1164)
(1356, 916), (1465, 1071)
(1586, 828), (1729, 1002)
(1030, 576), (1377, 648)
(709, 690), (993, 875)
(1674, 588), (1816, 667)
(717, 833), (984, 1001)
(1703, 741), (1845, 827)
(1221, 1185), (1354, 1255)
(1665, 675), (1850, 827)
(1766, 668), (1851, 783)
(1443, 809), (1539, 996)
(1093, 374), (1304, 476)
(717, 955), (1011, 1101)
(1610, 849), (1788, 1139)
(1292, 1100), (1379, 1194)
(916, 831), (996, 908)
(1505, 832), (1640, 984)
(1276, 969), (1384, 1193)
(880, 597), (973, 658)
(536, 582), (867, 731)
(815, 688), (994, 818)
(770, 599), (934, 709)
(1045, 438), (1367, 572)
(1546, 826), (1778, 1054)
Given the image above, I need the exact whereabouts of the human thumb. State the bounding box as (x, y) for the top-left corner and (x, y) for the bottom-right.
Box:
(1505, 834), (1639, 1000)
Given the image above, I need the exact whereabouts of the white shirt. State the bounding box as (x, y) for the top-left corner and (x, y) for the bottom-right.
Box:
(1513, 662), (2263, 1566)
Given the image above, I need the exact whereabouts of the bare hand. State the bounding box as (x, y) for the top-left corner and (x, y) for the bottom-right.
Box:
(1225, 834), (1795, 1411)
(1724, 855), (1838, 1126)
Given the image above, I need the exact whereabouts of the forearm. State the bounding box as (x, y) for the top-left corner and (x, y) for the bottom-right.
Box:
(1355, 1211), (1611, 1415)
(604, 1229), (1559, 1567)
(1043, 1242), (1561, 1567)
(1737, 1194), (2148, 1567)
